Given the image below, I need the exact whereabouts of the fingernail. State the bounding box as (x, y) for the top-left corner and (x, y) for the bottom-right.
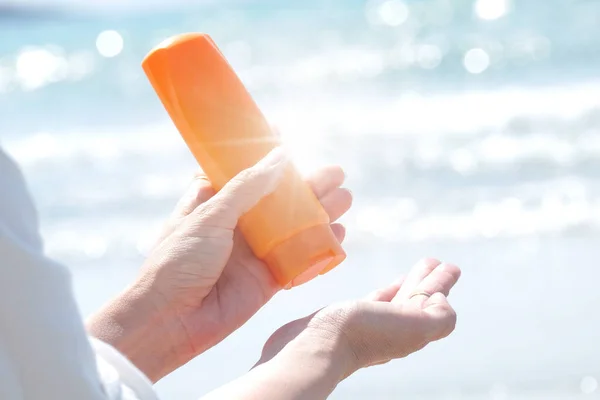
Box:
(255, 147), (289, 195)
(258, 147), (288, 168)
(261, 148), (290, 178)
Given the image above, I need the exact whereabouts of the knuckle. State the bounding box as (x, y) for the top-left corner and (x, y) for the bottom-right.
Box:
(420, 257), (441, 268)
(432, 305), (457, 340)
(229, 170), (266, 199)
(447, 306), (458, 328)
(235, 168), (256, 183)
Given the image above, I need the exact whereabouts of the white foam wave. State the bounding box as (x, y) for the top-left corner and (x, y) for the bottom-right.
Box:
(6, 80), (600, 169)
(266, 80), (600, 138)
(351, 177), (600, 242)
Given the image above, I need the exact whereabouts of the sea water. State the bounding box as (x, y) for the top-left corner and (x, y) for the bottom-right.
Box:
(2, 0), (600, 398)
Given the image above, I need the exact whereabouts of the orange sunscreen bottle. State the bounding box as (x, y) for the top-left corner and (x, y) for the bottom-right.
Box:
(142, 33), (345, 288)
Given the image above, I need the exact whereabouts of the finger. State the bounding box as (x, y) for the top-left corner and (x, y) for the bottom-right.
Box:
(365, 276), (405, 302)
(408, 263), (461, 308)
(153, 173), (215, 246)
(305, 165), (346, 199)
(393, 258), (441, 303)
(320, 188), (353, 222)
(173, 173), (215, 218)
(423, 293), (457, 341)
(193, 147), (289, 229)
(331, 223), (346, 243)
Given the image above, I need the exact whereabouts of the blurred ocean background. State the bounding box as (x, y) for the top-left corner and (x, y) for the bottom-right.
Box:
(3, 0), (600, 398)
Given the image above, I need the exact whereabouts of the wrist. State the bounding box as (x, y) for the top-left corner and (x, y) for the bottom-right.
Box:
(263, 318), (357, 387)
(266, 336), (348, 398)
(203, 337), (348, 400)
(86, 279), (190, 382)
(306, 304), (365, 378)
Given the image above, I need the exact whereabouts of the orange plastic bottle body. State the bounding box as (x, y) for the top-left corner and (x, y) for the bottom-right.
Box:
(142, 33), (345, 288)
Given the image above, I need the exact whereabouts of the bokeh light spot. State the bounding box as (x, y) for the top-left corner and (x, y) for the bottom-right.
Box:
(96, 30), (124, 58)
(464, 48), (490, 74)
(379, 0), (409, 26)
(475, 0), (511, 21)
(581, 376), (598, 394)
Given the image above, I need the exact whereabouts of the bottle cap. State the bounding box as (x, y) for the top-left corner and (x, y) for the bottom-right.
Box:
(264, 223), (346, 289)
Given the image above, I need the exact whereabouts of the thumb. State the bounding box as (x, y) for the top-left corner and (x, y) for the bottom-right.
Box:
(423, 292), (457, 341)
(194, 147), (289, 229)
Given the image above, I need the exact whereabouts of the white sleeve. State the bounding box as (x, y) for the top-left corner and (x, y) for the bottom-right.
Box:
(92, 338), (159, 400)
(0, 149), (158, 400)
